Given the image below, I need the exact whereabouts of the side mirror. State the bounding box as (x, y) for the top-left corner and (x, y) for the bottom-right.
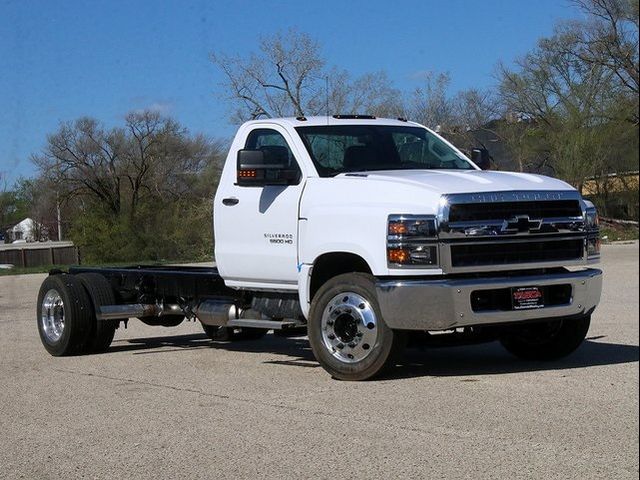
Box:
(236, 149), (300, 187)
(471, 148), (491, 170)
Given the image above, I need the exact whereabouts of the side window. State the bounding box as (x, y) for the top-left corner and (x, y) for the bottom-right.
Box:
(391, 131), (472, 169)
(393, 132), (435, 167)
(303, 133), (368, 171)
(245, 129), (299, 170)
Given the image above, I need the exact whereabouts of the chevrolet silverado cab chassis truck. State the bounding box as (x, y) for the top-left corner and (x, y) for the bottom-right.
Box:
(37, 115), (602, 380)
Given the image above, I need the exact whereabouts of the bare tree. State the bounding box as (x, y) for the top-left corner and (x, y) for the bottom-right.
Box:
(311, 69), (405, 118)
(348, 71), (405, 117)
(563, 0), (638, 92)
(212, 29), (326, 120)
(554, 0), (639, 123)
(32, 117), (124, 214)
(408, 72), (455, 130)
(452, 88), (500, 131)
(212, 29), (408, 121)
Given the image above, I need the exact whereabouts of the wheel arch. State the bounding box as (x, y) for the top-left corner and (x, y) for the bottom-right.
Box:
(306, 252), (373, 307)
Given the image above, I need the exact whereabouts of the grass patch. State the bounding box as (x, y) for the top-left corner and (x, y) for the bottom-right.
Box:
(600, 222), (639, 243)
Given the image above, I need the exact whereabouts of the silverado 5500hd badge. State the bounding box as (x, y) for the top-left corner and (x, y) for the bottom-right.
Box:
(264, 233), (294, 245)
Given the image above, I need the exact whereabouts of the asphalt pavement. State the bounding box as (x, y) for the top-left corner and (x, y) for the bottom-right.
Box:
(0, 243), (638, 479)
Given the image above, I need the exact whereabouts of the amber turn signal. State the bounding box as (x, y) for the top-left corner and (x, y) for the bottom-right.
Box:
(387, 248), (410, 264)
(388, 221), (409, 235)
(238, 169), (257, 178)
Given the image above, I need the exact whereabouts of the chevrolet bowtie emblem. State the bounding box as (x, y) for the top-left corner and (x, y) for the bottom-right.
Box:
(501, 215), (543, 233)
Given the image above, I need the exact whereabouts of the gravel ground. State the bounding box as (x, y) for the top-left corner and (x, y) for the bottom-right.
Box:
(0, 243), (637, 479)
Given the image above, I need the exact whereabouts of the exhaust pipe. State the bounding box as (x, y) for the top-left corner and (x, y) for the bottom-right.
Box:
(98, 300), (264, 326)
(98, 303), (183, 321)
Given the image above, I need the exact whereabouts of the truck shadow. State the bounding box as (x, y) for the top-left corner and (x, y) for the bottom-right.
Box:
(109, 333), (639, 378)
(389, 338), (639, 379)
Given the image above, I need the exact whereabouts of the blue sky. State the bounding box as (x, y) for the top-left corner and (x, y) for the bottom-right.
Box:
(0, 0), (580, 185)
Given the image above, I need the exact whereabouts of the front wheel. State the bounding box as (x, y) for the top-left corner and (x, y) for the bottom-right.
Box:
(500, 315), (591, 361)
(308, 273), (405, 381)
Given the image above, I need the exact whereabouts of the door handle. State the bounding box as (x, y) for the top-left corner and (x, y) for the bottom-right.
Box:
(222, 197), (239, 206)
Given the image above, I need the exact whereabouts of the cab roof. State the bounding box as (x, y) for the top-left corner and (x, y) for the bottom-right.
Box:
(241, 115), (423, 129)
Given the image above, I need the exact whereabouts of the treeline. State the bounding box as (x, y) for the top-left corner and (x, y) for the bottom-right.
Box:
(2, 112), (225, 262)
(212, 0), (638, 216)
(1, 0), (637, 263)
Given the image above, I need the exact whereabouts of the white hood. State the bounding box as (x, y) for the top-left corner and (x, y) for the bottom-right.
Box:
(341, 169), (575, 195)
(303, 169), (578, 219)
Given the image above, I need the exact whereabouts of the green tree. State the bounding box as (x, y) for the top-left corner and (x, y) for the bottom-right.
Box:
(31, 112), (225, 262)
(497, 1), (638, 187)
(557, 0), (639, 124)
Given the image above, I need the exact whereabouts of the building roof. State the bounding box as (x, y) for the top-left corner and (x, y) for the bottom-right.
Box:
(9, 218), (36, 232)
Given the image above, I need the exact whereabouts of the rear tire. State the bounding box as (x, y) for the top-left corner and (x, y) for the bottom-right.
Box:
(500, 315), (591, 361)
(37, 274), (93, 356)
(308, 273), (405, 381)
(75, 273), (118, 353)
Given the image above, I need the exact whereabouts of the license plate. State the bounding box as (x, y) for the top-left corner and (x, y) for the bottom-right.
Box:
(512, 286), (545, 310)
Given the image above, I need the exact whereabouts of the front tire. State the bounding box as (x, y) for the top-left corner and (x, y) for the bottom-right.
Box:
(308, 273), (405, 381)
(500, 315), (591, 361)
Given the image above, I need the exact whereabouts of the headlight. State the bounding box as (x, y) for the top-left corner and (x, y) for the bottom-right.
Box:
(584, 201), (600, 259)
(387, 215), (439, 267)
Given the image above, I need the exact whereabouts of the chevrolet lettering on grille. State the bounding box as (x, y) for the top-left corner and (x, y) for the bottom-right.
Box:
(438, 190), (588, 273)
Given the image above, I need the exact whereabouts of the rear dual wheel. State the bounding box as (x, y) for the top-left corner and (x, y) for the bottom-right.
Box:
(37, 273), (117, 356)
(38, 275), (93, 356)
(75, 273), (118, 353)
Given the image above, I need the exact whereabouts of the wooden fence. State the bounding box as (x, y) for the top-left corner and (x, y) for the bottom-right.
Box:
(0, 242), (79, 268)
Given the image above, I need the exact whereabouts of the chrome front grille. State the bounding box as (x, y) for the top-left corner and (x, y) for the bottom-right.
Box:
(449, 238), (585, 267)
(448, 200), (582, 222)
(438, 191), (588, 273)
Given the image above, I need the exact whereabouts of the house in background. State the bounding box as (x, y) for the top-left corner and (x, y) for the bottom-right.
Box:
(5, 218), (48, 243)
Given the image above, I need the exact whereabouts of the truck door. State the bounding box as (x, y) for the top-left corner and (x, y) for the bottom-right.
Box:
(214, 125), (304, 289)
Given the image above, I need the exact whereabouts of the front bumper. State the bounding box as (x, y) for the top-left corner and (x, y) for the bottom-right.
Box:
(376, 268), (602, 330)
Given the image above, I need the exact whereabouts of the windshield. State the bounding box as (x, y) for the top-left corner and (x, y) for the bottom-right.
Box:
(295, 125), (474, 177)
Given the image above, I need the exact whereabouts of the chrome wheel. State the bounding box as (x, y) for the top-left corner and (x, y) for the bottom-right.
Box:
(321, 292), (378, 363)
(41, 289), (65, 342)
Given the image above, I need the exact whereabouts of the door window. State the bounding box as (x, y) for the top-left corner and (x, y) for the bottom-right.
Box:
(245, 129), (300, 170)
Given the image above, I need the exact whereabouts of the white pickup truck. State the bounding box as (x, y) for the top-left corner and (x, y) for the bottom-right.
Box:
(36, 115), (602, 380)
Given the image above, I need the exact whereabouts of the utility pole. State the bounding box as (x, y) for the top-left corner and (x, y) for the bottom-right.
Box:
(56, 192), (62, 241)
